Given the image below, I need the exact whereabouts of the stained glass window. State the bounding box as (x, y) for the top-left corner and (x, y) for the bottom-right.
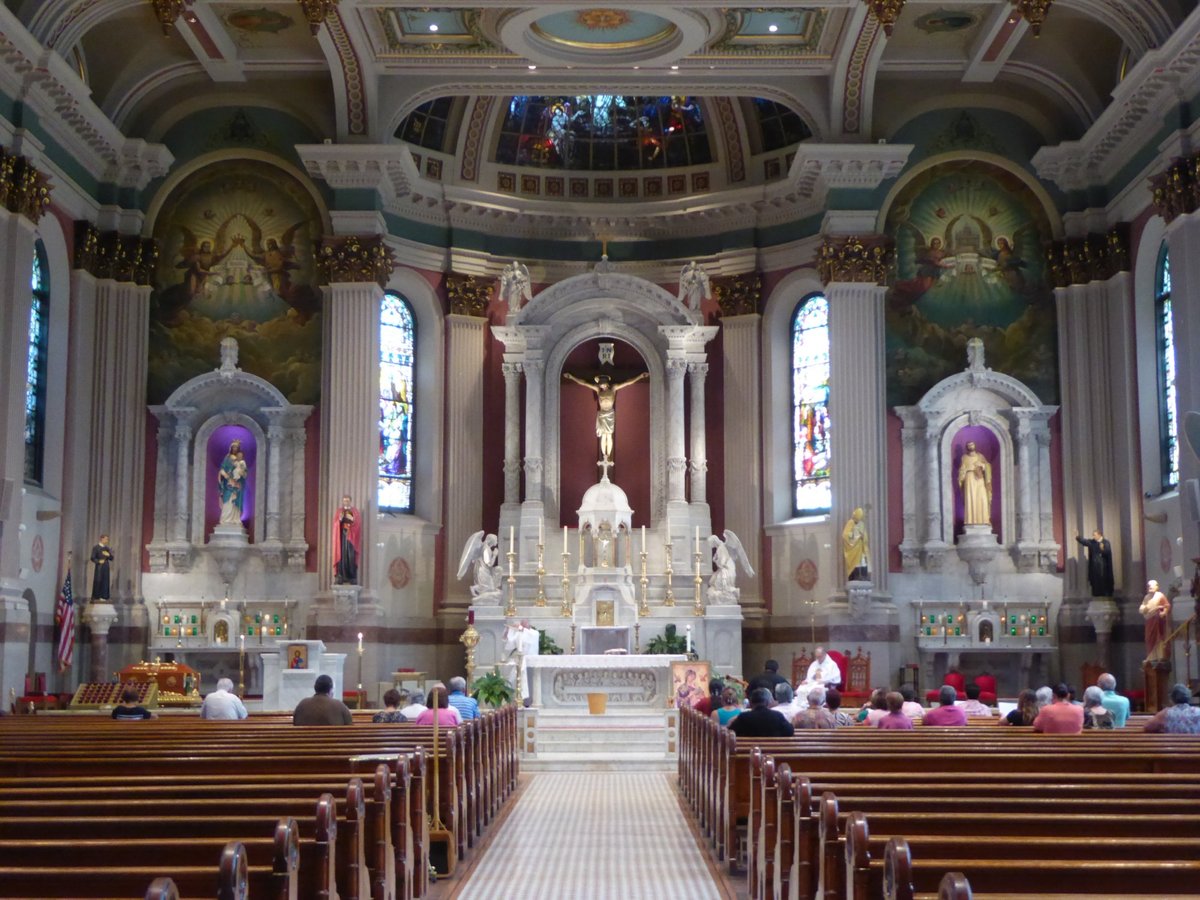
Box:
(1156, 243), (1179, 491)
(379, 292), (415, 512)
(750, 98), (812, 152)
(24, 242), (48, 485)
(396, 97), (456, 152)
(495, 95), (710, 170)
(792, 293), (831, 515)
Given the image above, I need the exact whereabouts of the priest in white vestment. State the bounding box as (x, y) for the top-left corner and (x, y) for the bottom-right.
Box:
(798, 646), (841, 691)
(504, 619), (541, 705)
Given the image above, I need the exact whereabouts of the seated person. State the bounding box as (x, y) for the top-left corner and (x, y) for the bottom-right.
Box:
(856, 688), (889, 726)
(1082, 685), (1114, 729)
(414, 685), (460, 726)
(693, 679), (725, 717)
(293, 674), (353, 726)
(826, 688), (856, 727)
(398, 689), (427, 721)
(923, 685), (968, 726)
(876, 691), (914, 730)
(1001, 689), (1039, 726)
(1032, 683), (1084, 734)
(771, 682), (802, 722)
(792, 686), (837, 730)
(899, 685), (925, 719)
(1143, 683), (1200, 734)
(712, 686), (743, 727)
(957, 683), (993, 717)
(1096, 673), (1130, 727)
(730, 687), (794, 738)
(200, 677), (248, 720)
(111, 689), (155, 720)
(797, 646), (841, 691)
(373, 688), (407, 723)
(748, 659), (788, 695)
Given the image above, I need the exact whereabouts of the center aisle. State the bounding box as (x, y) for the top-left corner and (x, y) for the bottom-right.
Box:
(454, 772), (726, 900)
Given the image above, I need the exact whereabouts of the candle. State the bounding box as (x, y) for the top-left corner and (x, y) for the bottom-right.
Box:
(694, 527), (700, 554)
(563, 525), (568, 550)
(641, 525), (646, 554)
(357, 632), (363, 652)
(509, 525), (515, 553)
(239, 634), (244, 649)
(539, 518), (544, 545)
(686, 624), (692, 654)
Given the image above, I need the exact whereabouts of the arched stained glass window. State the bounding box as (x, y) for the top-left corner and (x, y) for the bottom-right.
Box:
(1156, 243), (1179, 491)
(24, 241), (49, 485)
(379, 292), (415, 513)
(792, 293), (831, 515)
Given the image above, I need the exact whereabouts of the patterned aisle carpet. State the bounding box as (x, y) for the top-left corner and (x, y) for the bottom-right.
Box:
(455, 773), (724, 900)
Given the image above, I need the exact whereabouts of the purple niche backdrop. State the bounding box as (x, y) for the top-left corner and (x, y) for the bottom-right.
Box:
(951, 425), (1000, 539)
(206, 425), (257, 540)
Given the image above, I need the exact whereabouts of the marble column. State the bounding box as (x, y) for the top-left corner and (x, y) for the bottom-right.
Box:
(719, 315), (763, 609)
(84, 602), (119, 682)
(821, 237), (890, 591)
(666, 357), (688, 501)
(172, 423), (191, 543)
(521, 360), (545, 567)
(317, 236), (393, 606)
(502, 362), (523, 507)
(265, 424), (283, 542)
(688, 362), (709, 505)
(444, 313), (487, 606)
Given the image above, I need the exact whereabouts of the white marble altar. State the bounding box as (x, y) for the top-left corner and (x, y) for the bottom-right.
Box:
(260, 639), (346, 711)
(523, 653), (687, 710)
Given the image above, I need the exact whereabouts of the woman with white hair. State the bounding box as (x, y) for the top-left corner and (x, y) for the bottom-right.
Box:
(792, 685), (837, 729)
(200, 677), (248, 720)
(1082, 686), (1114, 729)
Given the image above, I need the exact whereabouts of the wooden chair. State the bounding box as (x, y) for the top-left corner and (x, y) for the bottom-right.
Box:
(791, 649), (813, 687)
(842, 648), (872, 704)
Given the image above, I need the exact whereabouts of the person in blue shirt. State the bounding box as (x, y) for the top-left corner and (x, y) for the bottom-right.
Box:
(447, 676), (480, 720)
(1097, 672), (1131, 727)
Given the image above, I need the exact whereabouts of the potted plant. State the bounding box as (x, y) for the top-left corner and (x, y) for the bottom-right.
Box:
(470, 668), (516, 709)
(539, 631), (564, 655)
(646, 623), (696, 659)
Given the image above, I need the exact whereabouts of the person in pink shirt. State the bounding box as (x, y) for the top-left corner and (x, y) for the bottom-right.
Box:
(876, 691), (915, 730)
(1031, 683), (1084, 734)
(414, 685), (460, 727)
(923, 685), (968, 726)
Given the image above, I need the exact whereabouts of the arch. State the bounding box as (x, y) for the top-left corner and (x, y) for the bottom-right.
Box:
(192, 414), (267, 545)
(35, 213), (71, 501)
(1134, 215), (1172, 497)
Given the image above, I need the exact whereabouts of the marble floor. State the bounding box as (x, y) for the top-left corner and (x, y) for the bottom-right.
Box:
(450, 772), (730, 900)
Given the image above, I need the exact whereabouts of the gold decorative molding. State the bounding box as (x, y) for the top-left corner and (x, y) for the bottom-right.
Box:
(863, 0), (905, 36)
(817, 235), (893, 285)
(1044, 225), (1131, 288)
(1011, 0), (1054, 37)
(316, 235), (394, 286)
(446, 273), (493, 317)
(297, 0), (340, 35)
(134, 239), (160, 287)
(148, 0), (189, 35)
(73, 221), (100, 273)
(712, 273), (762, 317)
(0, 149), (51, 223)
(1150, 153), (1200, 224)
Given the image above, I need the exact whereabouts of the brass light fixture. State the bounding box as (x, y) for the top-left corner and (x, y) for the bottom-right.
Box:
(298, 0), (341, 35)
(149, 0), (191, 36)
(863, 0), (906, 37)
(1011, 0), (1054, 36)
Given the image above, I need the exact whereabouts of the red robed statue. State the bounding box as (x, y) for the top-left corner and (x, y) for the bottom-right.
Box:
(333, 495), (361, 585)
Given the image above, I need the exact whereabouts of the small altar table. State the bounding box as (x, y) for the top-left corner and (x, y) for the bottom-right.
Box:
(523, 653), (687, 711)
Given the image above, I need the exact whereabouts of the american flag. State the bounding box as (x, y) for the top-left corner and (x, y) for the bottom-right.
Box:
(54, 569), (75, 672)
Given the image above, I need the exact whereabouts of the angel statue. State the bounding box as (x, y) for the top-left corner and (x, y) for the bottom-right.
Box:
(708, 530), (755, 602)
(677, 260), (711, 311)
(457, 530), (504, 603)
(499, 260), (532, 316)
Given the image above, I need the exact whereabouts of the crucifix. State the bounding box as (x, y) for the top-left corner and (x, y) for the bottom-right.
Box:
(562, 369), (649, 467)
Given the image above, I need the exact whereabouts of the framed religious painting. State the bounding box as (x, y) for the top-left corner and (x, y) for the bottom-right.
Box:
(671, 660), (711, 709)
(286, 643), (309, 670)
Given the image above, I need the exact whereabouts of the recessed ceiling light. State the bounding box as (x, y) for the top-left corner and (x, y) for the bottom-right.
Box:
(528, 64), (537, 70)
(768, 23), (779, 32)
(428, 23), (439, 32)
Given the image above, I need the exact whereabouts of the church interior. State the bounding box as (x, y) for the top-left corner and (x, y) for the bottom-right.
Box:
(2, 0), (1200, 896)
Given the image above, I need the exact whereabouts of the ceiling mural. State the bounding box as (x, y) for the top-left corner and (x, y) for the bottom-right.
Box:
(531, 10), (678, 50)
(376, 8), (500, 57)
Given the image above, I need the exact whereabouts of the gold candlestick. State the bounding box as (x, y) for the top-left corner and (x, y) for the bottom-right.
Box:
(560, 550), (572, 617)
(459, 615), (480, 687)
(664, 541), (676, 607)
(535, 541), (547, 607)
(570, 623), (577, 654)
(693, 549), (705, 616)
(634, 621), (641, 653)
(638, 549), (650, 618)
(237, 634), (246, 697)
(505, 549), (517, 617)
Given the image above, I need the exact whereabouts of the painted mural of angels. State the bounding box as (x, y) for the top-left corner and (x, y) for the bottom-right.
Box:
(708, 529), (754, 601)
(457, 530), (504, 602)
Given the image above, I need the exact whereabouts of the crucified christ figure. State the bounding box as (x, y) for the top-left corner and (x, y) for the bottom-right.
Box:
(563, 370), (649, 464)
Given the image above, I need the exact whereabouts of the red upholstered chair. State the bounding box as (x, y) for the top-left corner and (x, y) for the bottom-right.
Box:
(827, 650), (848, 691)
(973, 673), (997, 705)
(840, 647), (873, 704)
(926, 669), (967, 703)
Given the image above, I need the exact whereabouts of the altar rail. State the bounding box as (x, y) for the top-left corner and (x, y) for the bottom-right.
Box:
(0, 706), (517, 899)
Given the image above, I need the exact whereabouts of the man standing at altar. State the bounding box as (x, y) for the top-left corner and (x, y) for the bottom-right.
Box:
(504, 619), (540, 706)
(798, 646), (841, 691)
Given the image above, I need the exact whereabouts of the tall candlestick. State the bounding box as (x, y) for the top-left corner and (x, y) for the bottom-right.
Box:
(357, 632), (363, 652)
(664, 541), (676, 607)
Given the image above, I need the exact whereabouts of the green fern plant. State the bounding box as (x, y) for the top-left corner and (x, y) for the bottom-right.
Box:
(539, 631), (564, 655)
(470, 668), (515, 709)
(646, 623), (688, 655)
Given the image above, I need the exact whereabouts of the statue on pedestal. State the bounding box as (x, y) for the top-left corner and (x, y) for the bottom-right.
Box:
(457, 530), (503, 602)
(90, 534), (113, 601)
(957, 440), (993, 527)
(842, 507), (870, 582)
(333, 495), (361, 585)
(1139, 579), (1171, 661)
(217, 439), (248, 526)
(708, 530), (754, 602)
(1075, 530), (1114, 597)
(499, 260), (532, 315)
(563, 370), (649, 463)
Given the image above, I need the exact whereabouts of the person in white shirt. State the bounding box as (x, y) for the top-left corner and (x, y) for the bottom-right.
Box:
(200, 678), (248, 720)
(798, 646), (841, 690)
(504, 619), (541, 706)
(956, 683), (994, 717)
(771, 682), (803, 722)
(899, 685), (925, 720)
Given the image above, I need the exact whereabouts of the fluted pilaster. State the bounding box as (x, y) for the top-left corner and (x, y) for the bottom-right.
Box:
(502, 363), (523, 506)
(666, 357), (688, 502)
(444, 313), (487, 606)
(719, 315), (763, 607)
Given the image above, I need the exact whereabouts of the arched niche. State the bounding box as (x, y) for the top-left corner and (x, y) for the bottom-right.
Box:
(146, 340), (313, 575)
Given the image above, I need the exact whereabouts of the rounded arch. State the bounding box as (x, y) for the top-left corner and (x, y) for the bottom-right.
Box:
(761, 265), (825, 524)
(385, 266), (444, 525)
(876, 151), (1064, 240)
(192, 414), (267, 545)
(1134, 214), (1172, 497)
(33, 213), (71, 499)
(790, 291), (832, 517)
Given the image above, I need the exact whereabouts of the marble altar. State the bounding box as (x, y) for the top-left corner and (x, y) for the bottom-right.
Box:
(523, 653), (687, 710)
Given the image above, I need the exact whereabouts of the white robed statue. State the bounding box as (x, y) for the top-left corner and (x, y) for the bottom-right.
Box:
(499, 260), (532, 316)
(457, 530), (503, 603)
(676, 260), (711, 311)
(708, 530), (754, 603)
(504, 619), (540, 705)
